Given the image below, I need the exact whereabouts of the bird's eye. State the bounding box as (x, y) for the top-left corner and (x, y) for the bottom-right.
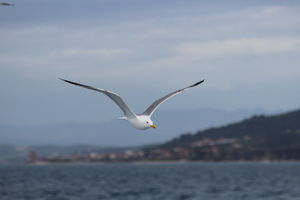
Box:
(146, 121), (149, 124)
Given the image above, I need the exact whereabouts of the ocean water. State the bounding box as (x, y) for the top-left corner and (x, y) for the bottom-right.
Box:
(0, 162), (299, 200)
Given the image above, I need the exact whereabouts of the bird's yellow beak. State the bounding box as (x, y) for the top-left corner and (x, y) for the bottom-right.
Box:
(150, 125), (157, 128)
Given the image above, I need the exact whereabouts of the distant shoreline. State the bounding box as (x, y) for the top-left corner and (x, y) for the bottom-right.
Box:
(27, 160), (300, 165)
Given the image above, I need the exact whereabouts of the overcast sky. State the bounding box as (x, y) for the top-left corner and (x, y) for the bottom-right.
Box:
(1, 0), (300, 126)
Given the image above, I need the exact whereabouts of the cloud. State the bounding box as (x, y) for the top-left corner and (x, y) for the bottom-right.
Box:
(155, 37), (300, 66)
(216, 5), (300, 20)
(60, 48), (131, 58)
(248, 6), (300, 19)
(178, 37), (300, 55)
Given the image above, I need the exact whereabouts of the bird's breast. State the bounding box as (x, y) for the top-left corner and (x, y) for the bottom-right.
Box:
(127, 117), (149, 130)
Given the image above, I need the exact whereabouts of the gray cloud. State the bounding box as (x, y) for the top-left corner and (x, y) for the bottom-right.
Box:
(1, 1), (300, 125)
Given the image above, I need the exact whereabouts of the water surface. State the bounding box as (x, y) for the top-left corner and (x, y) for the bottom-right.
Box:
(0, 162), (299, 200)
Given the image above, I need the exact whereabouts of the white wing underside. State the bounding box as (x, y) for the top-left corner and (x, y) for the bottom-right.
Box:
(59, 79), (136, 118)
(143, 80), (204, 116)
(60, 79), (204, 118)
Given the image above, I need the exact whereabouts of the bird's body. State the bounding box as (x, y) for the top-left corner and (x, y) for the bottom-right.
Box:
(126, 115), (155, 130)
(60, 78), (204, 130)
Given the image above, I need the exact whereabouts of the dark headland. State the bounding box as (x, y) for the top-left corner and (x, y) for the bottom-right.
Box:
(24, 108), (300, 164)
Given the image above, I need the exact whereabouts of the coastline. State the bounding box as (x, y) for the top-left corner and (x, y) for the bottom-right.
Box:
(26, 159), (300, 165)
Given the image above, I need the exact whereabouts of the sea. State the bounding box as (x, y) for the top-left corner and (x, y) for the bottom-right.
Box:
(0, 162), (299, 200)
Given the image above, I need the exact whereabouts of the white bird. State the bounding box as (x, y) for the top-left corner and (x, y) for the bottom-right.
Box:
(59, 78), (204, 130)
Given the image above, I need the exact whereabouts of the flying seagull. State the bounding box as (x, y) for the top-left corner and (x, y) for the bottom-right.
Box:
(60, 78), (204, 130)
(0, 2), (14, 6)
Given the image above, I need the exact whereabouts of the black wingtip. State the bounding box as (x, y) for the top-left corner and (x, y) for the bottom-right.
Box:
(192, 79), (205, 87)
(58, 78), (74, 84)
(58, 78), (69, 83)
(59, 78), (86, 88)
(59, 78), (72, 83)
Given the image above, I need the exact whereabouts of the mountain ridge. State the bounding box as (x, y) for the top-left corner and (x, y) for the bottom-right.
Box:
(161, 109), (300, 149)
(138, 109), (300, 161)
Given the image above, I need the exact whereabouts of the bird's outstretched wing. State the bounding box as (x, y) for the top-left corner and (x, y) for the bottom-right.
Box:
(143, 80), (204, 116)
(59, 78), (136, 118)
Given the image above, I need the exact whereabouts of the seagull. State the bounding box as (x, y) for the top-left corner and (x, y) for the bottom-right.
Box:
(60, 78), (204, 130)
(0, 2), (14, 6)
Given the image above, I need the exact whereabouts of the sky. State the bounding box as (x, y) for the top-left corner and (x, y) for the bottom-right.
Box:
(1, 0), (300, 126)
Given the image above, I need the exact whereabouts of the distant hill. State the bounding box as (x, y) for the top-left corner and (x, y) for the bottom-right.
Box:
(26, 109), (300, 163)
(152, 109), (300, 161)
(0, 108), (265, 146)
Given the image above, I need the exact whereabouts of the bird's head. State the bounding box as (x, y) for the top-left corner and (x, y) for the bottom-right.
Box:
(141, 116), (157, 129)
(146, 120), (157, 129)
